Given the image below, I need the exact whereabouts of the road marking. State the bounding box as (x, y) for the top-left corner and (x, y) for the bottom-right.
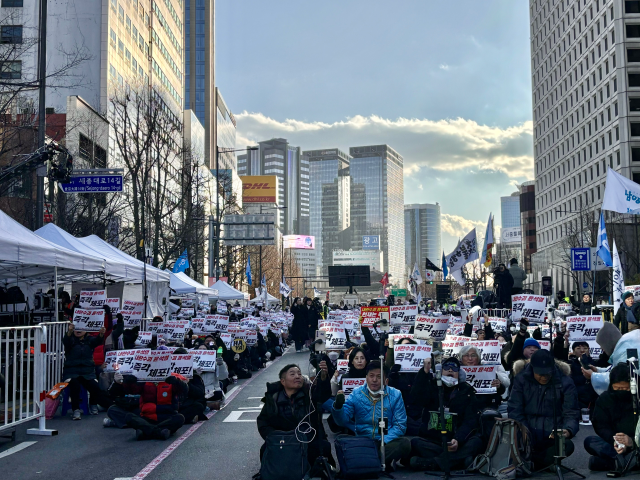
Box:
(247, 396), (263, 399)
(113, 478), (133, 480)
(238, 405), (264, 410)
(223, 410), (262, 422)
(0, 442), (37, 459)
(226, 386), (239, 397)
(131, 358), (279, 480)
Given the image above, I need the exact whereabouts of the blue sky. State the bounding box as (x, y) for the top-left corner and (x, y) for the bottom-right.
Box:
(215, 0), (534, 252)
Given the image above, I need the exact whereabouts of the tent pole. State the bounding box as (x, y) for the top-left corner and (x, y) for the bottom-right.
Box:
(54, 266), (58, 322)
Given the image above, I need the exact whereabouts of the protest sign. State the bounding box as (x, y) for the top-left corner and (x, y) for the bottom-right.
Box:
(132, 350), (172, 381)
(414, 315), (449, 341)
(123, 300), (144, 312)
(121, 310), (143, 328)
(394, 344), (432, 372)
(360, 306), (389, 327)
(79, 290), (106, 309)
(323, 326), (346, 350)
(390, 305), (418, 325)
(105, 298), (120, 309)
(204, 314), (230, 332)
(171, 353), (194, 378)
(342, 378), (366, 396)
(181, 299), (194, 308)
(468, 340), (501, 365)
(217, 300), (228, 313)
(135, 331), (152, 347)
(567, 315), (603, 341)
(461, 365), (497, 394)
(586, 340), (603, 358)
(511, 295), (547, 323)
(180, 307), (195, 317)
(337, 359), (349, 375)
(232, 306), (243, 315)
(447, 322), (467, 336)
(72, 309), (105, 332)
(538, 340), (551, 350)
(154, 320), (189, 342)
(104, 349), (149, 373)
(327, 311), (346, 324)
(220, 333), (233, 349)
(442, 335), (469, 358)
(487, 317), (507, 332)
(190, 350), (218, 372)
(191, 318), (205, 334)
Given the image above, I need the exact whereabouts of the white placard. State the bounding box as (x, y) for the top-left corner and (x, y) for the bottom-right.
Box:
(79, 290), (106, 309)
(322, 326), (346, 350)
(190, 350), (218, 372)
(152, 320), (189, 342)
(204, 314), (230, 332)
(461, 365), (497, 394)
(538, 340), (551, 350)
(586, 339), (603, 358)
(182, 299), (194, 308)
(390, 305), (418, 325)
(414, 315), (450, 340)
(511, 295), (547, 323)
(180, 307), (195, 317)
(337, 359), (349, 375)
(220, 333), (233, 348)
(447, 322), (467, 336)
(132, 350), (173, 381)
(487, 317), (507, 332)
(468, 340), (501, 365)
(217, 300), (228, 313)
(394, 344), (432, 372)
(121, 310), (143, 328)
(72, 308), (104, 332)
(171, 353), (194, 378)
(104, 349), (149, 373)
(105, 298), (120, 309)
(135, 331), (152, 347)
(342, 378), (366, 396)
(442, 335), (470, 359)
(123, 300), (144, 312)
(567, 315), (603, 341)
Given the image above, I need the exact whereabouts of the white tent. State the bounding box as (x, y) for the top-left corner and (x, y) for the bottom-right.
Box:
(210, 280), (246, 301)
(249, 291), (280, 305)
(0, 210), (105, 283)
(170, 272), (219, 296)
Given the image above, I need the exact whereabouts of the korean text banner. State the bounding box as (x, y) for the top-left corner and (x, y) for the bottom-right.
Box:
(241, 175), (277, 203)
(360, 306), (389, 327)
(394, 344), (432, 372)
(73, 309), (104, 332)
(511, 295), (547, 323)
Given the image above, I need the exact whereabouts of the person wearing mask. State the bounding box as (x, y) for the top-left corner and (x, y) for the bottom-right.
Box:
(257, 363), (334, 467)
(509, 258), (527, 295)
(333, 361), (411, 470)
(584, 364), (638, 471)
(493, 264), (514, 309)
(63, 323), (109, 420)
(508, 349), (580, 470)
(458, 345), (508, 411)
(290, 297), (307, 352)
(613, 291), (640, 335)
(408, 357), (482, 471)
(553, 290), (572, 309)
(385, 337), (423, 429)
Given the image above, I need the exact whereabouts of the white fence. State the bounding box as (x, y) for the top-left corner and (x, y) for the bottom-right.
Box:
(0, 325), (56, 437)
(484, 308), (512, 318)
(40, 321), (70, 393)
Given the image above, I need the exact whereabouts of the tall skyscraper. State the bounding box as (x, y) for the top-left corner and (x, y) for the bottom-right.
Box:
(519, 181), (537, 274)
(237, 138), (309, 235)
(500, 194), (521, 228)
(184, 0), (216, 167)
(529, 0), (630, 292)
(349, 145), (405, 284)
(404, 203), (442, 275)
(304, 148), (351, 274)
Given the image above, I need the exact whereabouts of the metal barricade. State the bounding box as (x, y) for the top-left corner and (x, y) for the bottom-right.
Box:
(485, 308), (512, 318)
(0, 325), (57, 437)
(39, 321), (70, 392)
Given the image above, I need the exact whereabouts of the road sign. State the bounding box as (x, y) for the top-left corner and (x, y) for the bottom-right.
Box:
(583, 282), (589, 289)
(362, 235), (380, 250)
(391, 288), (407, 297)
(571, 247), (591, 271)
(60, 175), (123, 193)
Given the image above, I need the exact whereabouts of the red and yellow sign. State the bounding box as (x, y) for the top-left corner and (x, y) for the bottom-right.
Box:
(241, 175), (277, 203)
(360, 306), (390, 327)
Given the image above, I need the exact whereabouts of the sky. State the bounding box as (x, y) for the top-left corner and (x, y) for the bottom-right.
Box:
(215, 0), (534, 253)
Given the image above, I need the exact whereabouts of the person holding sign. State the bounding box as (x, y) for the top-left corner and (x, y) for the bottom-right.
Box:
(408, 357), (482, 471)
(63, 323), (108, 420)
(613, 291), (640, 335)
(458, 345), (508, 410)
(507, 349), (580, 470)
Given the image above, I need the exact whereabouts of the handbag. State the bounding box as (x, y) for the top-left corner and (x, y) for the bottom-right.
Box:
(259, 430), (309, 480)
(334, 434), (381, 479)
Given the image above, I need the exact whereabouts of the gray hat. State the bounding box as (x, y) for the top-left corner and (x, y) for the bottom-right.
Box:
(596, 321), (622, 356)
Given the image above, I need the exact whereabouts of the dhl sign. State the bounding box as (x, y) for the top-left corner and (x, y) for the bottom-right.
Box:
(241, 175), (277, 203)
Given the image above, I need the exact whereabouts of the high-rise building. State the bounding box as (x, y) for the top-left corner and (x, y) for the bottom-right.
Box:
(529, 0), (632, 293)
(304, 148), (351, 274)
(349, 145), (405, 284)
(237, 138), (309, 235)
(519, 181), (537, 275)
(404, 203), (442, 275)
(184, 0), (216, 167)
(500, 194), (521, 229)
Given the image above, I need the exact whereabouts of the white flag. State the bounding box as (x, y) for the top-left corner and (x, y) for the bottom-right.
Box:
(446, 229), (479, 272)
(612, 240), (624, 315)
(602, 168), (640, 214)
(411, 262), (423, 285)
(451, 268), (466, 286)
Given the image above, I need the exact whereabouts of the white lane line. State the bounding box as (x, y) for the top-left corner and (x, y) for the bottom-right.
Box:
(247, 396), (263, 399)
(0, 442), (37, 459)
(238, 406), (264, 410)
(113, 478), (133, 480)
(225, 386), (239, 397)
(223, 410), (262, 422)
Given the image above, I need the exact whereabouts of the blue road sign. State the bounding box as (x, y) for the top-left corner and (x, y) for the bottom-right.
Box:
(583, 282), (589, 289)
(60, 175), (123, 193)
(571, 247), (591, 271)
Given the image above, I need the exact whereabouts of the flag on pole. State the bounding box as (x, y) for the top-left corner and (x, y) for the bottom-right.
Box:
(279, 275), (292, 297)
(445, 229), (479, 272)
(172, 250), (189, 273)
(596, 212), (613, 267)
(411, 262), (423, 285)
(417, 292), (422, 304)
(480, 213), (494, 268)
(425, 257), (441, 272)
(245, 255), (252, 286)
(602, 168), (640, 214)
(261, 274), (267, 302)
(313, 287), (322, 298)
(380, 272), (389, 287)
(612, 240), (624, 315)
(442, 251), (448, 279)
(425, 271), (434, 281)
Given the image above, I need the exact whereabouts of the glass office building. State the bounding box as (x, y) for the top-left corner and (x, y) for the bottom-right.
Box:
(404, 203), (441, 275)
(500, 194), (521, 229)
(216, 89), (236, 171)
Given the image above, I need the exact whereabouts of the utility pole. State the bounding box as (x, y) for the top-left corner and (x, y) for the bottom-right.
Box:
(35, 0), (48, 229)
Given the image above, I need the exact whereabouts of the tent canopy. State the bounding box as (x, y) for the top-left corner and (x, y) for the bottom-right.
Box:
(170, 272), (218, 296)
(210, 280), (245, 301)
(249, 291), (279, 304)
(0, 210), (105, 283)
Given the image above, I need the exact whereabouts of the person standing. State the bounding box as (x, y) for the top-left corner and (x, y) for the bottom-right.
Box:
(493, 264), (514, 309)
(290, 297), (307, 352)
(509, 258), (527, 295)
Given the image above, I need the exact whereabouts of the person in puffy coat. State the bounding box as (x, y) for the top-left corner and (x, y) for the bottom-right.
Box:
(333, 361), (411, 468)
(508, 349), (580, 470)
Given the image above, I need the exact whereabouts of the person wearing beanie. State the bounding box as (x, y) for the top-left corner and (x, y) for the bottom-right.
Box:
(522, 338), (541, 359)
(613, 291), (640, 335)
(508, 349), (579, 470)
(505, 318), (533, 371)
(584, 364), (638, 471)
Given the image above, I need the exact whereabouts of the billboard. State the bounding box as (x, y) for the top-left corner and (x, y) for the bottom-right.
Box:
(362, 235), (380, 250)
(241, 175), (277, 203)
(283, 235), (315, 250)
(501, 227), (522, 244)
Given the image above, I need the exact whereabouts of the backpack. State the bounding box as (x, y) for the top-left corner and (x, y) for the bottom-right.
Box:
(334, 435), (381, 479)
(468, 419), (533, 479)
(259, 430), (309, 480)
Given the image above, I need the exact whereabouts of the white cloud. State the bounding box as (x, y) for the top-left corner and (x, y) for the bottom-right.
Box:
(441, 213), (486, 238)
(439, 64), (450, 70)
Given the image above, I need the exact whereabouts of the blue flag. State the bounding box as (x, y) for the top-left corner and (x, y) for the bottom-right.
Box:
(172, 250), (189, 273)
(596, 212), (613, 267)
(442, 250), (448, 279)
(245, 255), (252, 286)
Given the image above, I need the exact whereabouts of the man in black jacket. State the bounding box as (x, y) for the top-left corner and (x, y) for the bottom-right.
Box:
(256, 362), (333, 466)
(508, 349), (580, 469)
(584, 364), (638, 471)
(493, 264), (514, 309)
(409, 357), (482, 471)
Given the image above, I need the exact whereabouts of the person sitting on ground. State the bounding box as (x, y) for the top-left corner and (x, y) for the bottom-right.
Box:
(552, 335), (598, 417)
(63, 322), (109, 420)
(613, 291), (640, 335)
(508, 349), (579, 470)
(408, 357), (482, 471)
(256, 363), (334, 467)
(333, 361), (411, 470)
(459, 345), (508, 410)
(584, 363), (638, 471)
(504, 319), (533, 371)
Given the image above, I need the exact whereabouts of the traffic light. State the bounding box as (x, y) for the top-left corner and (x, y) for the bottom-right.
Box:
(428, 281), (433, 285)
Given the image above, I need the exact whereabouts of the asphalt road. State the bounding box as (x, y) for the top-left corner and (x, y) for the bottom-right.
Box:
(0, 348), (613, 480)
